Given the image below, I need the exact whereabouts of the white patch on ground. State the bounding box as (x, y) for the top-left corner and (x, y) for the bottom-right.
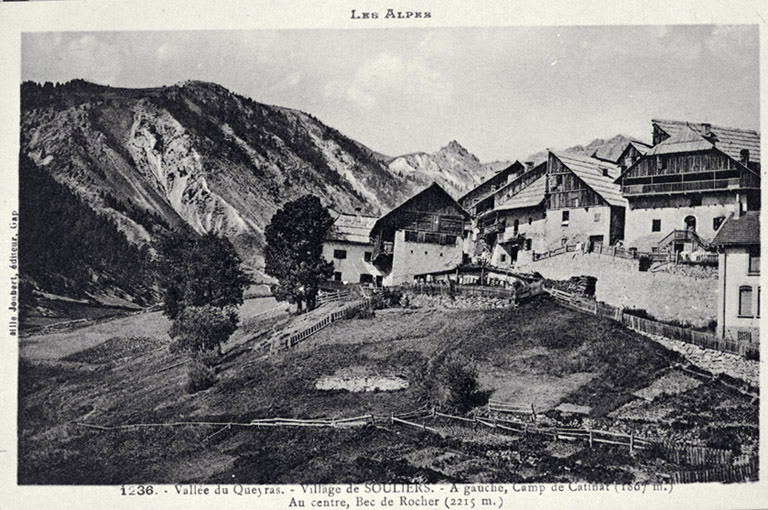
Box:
(315, 366), (409, 392)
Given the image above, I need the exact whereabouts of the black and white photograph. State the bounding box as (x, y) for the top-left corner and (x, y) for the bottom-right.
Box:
(1, 0), (766, 508)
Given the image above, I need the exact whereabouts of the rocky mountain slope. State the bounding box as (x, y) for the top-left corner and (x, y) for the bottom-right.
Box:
(386, 140), (495, 198)
(525, 134), (637, 165)
(20, 80), (490, 272)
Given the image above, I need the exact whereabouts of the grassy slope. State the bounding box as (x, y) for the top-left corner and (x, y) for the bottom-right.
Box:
(18, 297), (757, 484)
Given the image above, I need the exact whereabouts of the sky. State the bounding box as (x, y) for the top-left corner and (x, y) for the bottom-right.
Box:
(22, 25), (759, 162)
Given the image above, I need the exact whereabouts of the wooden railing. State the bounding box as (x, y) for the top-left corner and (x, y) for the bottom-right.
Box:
(544, 287), (759, 359)
(622, 177), (741, 195)
(532, 242), (716, 266)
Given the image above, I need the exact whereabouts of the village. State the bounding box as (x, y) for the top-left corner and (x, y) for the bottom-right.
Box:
(322, 118), (760, 349)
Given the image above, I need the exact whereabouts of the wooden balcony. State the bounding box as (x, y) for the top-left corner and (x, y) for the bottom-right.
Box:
(622, 177), (744, 196)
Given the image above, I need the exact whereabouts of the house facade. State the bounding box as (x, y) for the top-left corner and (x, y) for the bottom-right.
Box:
(618, 120), (761, 253)
(543, 151), (626, 251)
(458, 160), (525, 217)
(484, 174), (547, 267)
(370, 183), (471, 285)
(712, 211), (760, 343)
(322, 211), (382, 286)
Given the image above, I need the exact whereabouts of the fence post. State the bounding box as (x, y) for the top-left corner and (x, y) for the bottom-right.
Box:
(630, 429), (635, 454)
(589, 428), (593, 448)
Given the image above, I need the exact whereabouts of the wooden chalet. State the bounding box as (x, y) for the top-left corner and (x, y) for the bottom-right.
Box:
(370, 183), (471, 285)
(458, 161), (526, 217)
(544, 151), (626, 250)
(616, 139), (652, 172)
(617, 120), (761, 253)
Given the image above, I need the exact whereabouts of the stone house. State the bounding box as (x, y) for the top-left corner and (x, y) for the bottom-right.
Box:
(322, 211), (382, 286)
(543, 151), (627, 250)
(712, 211), (760, 343)
(370, 183), (471, 285)
(617, 119), (760, 253)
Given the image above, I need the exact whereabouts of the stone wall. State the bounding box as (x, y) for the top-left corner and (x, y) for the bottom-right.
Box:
(404, 292), (512, 310)
(519, 251), (718, 327)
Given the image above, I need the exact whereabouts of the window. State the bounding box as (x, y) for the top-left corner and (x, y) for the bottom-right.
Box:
(364, 251), (372, 262)
(652, 219), (661, 232)
(500, 254), (506, 262)
(528, 217), (533, 225)
(739, 286), (753, 317)
(758, 287), (761, 318)
(525, 238), (532, 251)
(513, 219), (519, 234)
(749, 248), (760, 275)
(561, 210), (570, 226)
(593, 211), (601, 222)
(333, 249), (347, 260)
(359, 273), (373, 284)
(713, 216), (726, 231)
(333, 272), (342, 282)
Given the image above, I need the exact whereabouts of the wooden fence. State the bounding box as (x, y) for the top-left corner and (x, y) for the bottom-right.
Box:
(271, 299), (371, 352)
(402, 280), (543, 304)
(76, 406), (756, 482)
(533, 243), (717, 267)
(316, 289), (354, 307)
(545, 287), (759, 359)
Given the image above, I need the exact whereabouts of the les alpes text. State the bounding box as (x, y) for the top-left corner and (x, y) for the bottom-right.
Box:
(351, 9), (432, 19)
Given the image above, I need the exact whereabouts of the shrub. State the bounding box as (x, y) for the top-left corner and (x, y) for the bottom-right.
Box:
(186, 355), (217, 393)
(416, 353), (480, 414)
(169, 304), (238, 355)
(371, 287), (404, 310)
(345, 306), (375, 320)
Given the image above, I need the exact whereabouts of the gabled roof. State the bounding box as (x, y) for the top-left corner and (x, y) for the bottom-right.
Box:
(495, 174), (547, 211)
(371, 182), (470, 236)
(326, 212), (378, 244)
(551, 152), (627, 207)
(629, 139), (652, 155)
(712, 211), (760, 246)
(647, 125), (714, 156)
(458, 160), (524, 203)
(652, 119), (760, 161)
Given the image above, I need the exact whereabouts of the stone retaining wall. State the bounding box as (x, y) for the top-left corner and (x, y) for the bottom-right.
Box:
(519, 251), (717, 328)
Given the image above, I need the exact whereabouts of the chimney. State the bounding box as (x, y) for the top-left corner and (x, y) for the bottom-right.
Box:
(701, 123), (712, 137)
(354, 207), (362, 216)
(525, 161), (534, 171)
(740, 149), (750, 165)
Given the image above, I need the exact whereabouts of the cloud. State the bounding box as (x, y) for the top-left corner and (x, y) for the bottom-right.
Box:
(331, 37), (453, 113)
(65, 34), (123, 85)
(156, 43), (179, 62)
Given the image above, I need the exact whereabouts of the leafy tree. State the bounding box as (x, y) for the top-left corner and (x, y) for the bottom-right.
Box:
(264, 195), (335, 313)
(158, 231), (250, 320)
(169, 304), (239, 355)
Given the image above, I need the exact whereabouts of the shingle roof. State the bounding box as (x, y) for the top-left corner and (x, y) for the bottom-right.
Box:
(647, 125), (714, 156)
(495, 174), (546, 211)
(629, 140), (652, 155)
(652, 119), (760, 161)
(371, 182), (470, 237)
(327, 213), (377, 244)
(552, 152), (627, 207)
(712, 211), (760, 246)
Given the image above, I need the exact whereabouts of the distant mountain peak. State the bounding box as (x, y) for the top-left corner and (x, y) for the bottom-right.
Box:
(440, 139), (469, 154)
